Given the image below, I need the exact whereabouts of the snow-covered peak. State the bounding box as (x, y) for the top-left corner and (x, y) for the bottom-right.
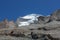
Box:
(21, 14), (43, 19)
(17, 14), (43, 27)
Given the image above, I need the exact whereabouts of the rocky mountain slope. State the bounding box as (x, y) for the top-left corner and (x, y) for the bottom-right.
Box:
(0, 9), (60, 40)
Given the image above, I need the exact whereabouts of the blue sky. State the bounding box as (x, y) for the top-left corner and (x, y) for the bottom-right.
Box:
(0, 0), (60, 21)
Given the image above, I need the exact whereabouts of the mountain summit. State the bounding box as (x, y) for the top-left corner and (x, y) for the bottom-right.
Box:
(16, 14), (43, 27)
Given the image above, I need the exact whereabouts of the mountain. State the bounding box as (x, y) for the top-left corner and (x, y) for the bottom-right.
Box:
(15, 10), (60, 40)
(0, 9), (60, 40)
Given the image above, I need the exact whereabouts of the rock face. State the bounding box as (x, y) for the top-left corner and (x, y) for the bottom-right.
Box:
(38, 16), (50, 24)
(50, 9), (60, 21)
(37, 9), (60, 24)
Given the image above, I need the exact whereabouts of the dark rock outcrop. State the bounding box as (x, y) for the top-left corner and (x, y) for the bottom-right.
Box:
(38, 16), (50, 24)
(9, 31), (25, 37)
(31, 32), (38, 39)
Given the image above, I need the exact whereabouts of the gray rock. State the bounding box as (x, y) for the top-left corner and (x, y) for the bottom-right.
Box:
(50, 9), (60, 21)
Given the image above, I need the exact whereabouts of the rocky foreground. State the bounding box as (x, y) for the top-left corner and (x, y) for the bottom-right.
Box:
(0, 9), (60, 40)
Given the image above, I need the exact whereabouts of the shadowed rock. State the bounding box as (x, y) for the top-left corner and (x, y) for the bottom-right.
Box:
(38, 16), (50, 24)
(31, 32), (38, 39)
